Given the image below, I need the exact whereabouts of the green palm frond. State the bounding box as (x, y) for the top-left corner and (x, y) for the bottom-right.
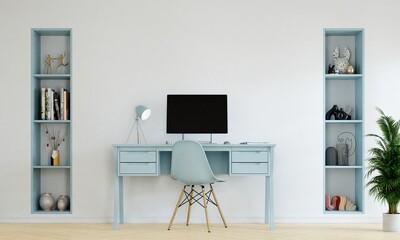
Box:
(366, 108), (400, 214)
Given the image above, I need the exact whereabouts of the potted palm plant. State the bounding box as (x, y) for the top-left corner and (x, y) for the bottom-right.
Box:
(366, 108), (400, 232)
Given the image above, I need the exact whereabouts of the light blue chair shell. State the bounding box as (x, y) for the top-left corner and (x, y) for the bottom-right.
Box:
(168, 140), (227, 232)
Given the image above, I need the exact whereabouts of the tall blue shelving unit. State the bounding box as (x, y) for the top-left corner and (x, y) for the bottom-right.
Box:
(31, 29), (72, 213)
(323, 28), (364, 214)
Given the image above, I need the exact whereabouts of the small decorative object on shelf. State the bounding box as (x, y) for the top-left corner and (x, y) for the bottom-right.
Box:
(346, 65), (355, 74)
(333, 46), (350, 74)
(337, 132), (356, 156)
(45, 125), (69, 166)
(325, 105), (352, 120)
(325, 105), (339, 120)
(325, 194), (340, 210)
(50, 149), (60, 166)
(325, 147), (338, 165)
(346, 200), (357, 211)
(56, 195), (70, 211)
(44, 51), (69, 74)
(336, 143), (349, 165)
(39, 193), (55, 211)
(55, 51), (69, 73)
(338, 196), (347, 211)
(325, 194), (357, 211)
(45, 54), (55, 74)
(336, 107), (351, 120)
(328, 64), (335, 74)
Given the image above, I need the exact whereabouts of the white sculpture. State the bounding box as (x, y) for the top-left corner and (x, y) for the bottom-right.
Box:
(333, 47), (350, 74)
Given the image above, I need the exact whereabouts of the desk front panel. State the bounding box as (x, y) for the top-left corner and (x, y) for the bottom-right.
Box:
(114, 144), (274, 177)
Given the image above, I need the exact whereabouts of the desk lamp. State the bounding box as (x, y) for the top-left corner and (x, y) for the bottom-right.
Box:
(126, 105), (151, 144)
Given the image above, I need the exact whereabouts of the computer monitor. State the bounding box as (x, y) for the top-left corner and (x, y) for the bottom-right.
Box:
(166, 94), (228, 134)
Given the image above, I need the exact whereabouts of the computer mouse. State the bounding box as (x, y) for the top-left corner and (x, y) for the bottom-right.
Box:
(224, 141), (230, 144)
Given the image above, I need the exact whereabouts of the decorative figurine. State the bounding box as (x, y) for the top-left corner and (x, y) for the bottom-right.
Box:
(328, 64), (335, 74)
(325, 105), (339, 120)
(346, 65), (355, 74)
(333, 47), (350, 74)
(326, 105), (351, 120)
(55, 51), (69, 73)
(45, 54), (55, 74)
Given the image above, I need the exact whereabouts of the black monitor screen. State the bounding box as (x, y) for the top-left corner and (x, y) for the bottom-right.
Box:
(167, 94), (228, 134)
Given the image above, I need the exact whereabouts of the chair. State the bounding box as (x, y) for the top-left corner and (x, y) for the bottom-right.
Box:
(167, 140), (227, 232)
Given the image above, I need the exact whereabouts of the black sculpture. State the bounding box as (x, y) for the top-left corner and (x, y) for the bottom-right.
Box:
(328, 64), (335, 74)
(325, 105), (339, 120)
(326, 105), (351, 120)
(336, 108), (351, 120)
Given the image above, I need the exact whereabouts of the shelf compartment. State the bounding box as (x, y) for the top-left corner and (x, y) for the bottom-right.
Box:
(325, 168), (364, 213)
(325, 123), (362, 166)
(32, 30), (71, 75)
(325, 79), (363, 120)
(32, 168), (71, 214)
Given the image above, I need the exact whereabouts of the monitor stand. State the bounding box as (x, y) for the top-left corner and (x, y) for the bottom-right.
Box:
(180, 134), (214, 144)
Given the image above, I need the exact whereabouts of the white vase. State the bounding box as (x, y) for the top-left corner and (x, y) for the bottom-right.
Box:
(383, 213), (400, 232)
(56, 195), (70, 211)
(39, 193), (55, 211)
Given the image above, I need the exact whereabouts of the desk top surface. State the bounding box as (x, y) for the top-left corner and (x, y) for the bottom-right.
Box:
(113, 143), (275, 149)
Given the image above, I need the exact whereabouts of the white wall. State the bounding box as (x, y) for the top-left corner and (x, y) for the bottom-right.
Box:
(1, 0), (400, 223)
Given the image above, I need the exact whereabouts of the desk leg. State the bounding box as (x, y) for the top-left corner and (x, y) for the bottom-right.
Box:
(114, 175), (124, 230)
(114, 174), (120, 230)
(119, 176), (124, 224)
(265, 176), (274, 230)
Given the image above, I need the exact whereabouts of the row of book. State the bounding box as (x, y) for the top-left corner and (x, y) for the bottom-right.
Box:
(41, 88), (70, 120)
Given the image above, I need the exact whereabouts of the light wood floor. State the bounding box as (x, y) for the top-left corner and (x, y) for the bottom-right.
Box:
(0, 223), (399, 240)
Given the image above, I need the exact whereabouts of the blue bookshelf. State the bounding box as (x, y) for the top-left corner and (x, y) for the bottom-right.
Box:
(323, 28), (364, 214)
(31, 28), (72, 214)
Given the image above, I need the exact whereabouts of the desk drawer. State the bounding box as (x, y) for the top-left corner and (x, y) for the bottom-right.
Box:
(231, 162), (268, 174)
(119, 151), (156, 163)
(231, 151), (268, 163)
(119, 162), (157, 174)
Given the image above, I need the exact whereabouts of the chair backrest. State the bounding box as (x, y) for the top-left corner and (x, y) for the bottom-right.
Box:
(171, 140), (217, 185)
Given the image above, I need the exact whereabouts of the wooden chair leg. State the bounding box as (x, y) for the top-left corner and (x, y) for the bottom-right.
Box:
(168, 186), (186, 230)
(186, 185), (194, 226)
(201, 185), (211, 233)
(210, 184), (227, 228)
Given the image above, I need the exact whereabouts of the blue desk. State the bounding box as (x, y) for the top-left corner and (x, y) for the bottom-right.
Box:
(113, 143), (275, 230)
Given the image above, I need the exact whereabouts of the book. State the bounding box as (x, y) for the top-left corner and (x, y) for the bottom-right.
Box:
(64, 90), (69, 120)
(41, 88), (45, 120)
(60, 88), (64, 120)
(53, 91), (60, 120)
(46, 88), (51, 120)
(50, 89), (54, 120)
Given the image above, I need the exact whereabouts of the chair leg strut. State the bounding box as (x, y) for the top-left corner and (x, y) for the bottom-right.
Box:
(168, 185), (186, 230)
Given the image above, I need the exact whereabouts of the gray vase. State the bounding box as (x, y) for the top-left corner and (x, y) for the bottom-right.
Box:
(56, 195), (70, 211)
(39, 193), (55, 211)
(336, 143), (349, 166)
(325, 147), (338, 165)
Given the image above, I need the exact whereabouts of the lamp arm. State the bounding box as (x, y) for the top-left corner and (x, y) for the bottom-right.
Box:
(137, 120), (147, 144)
(125, 117), (138, 144)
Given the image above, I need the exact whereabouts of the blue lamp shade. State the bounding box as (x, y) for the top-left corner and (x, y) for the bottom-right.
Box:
(136, 105), (151, 120)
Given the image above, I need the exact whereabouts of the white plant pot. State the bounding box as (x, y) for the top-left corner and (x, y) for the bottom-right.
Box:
(383, 213), (400, 232)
